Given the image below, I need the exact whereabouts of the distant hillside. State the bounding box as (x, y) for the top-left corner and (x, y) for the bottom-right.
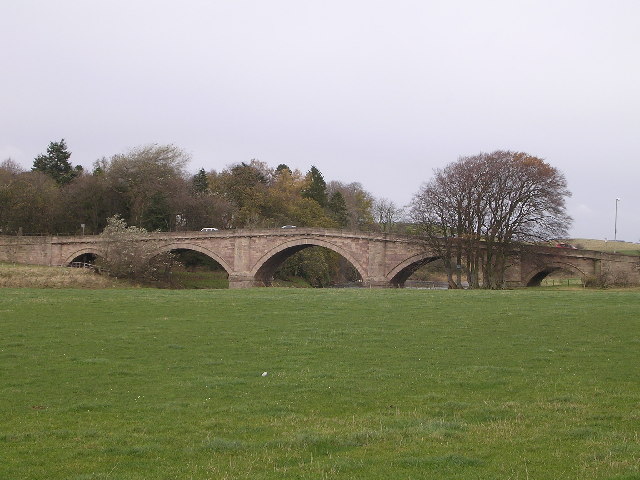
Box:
(568, 239), (640, 255)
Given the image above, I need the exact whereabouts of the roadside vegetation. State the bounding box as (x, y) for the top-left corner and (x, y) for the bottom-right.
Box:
(0, 262), (130, 289)
(2, 287), (639, 479)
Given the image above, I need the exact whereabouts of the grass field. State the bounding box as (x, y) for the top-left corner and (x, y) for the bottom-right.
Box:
(170, 270), (229, 289)
(2, 288), (640, 479)
(570, 239), (640, 256)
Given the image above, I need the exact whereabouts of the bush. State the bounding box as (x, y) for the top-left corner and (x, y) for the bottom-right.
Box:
(96, 215), (174, 282)
(584, 269), (630, 288)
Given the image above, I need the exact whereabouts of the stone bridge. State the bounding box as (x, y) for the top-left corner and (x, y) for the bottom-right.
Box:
(0, 228), (638, 288)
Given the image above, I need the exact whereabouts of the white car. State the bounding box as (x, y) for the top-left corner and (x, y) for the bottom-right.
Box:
(201, 227), (219, 232)
(281, 225), (297, 229)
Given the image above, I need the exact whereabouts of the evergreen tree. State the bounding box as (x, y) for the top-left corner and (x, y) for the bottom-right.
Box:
(32, 139), (79, 185)
(275, 164), (291, 174)
(328, 191), (348, 227)
(192, 168), (209, 194)
(142, 192), (171, 231)
(302, 165), (327, 207)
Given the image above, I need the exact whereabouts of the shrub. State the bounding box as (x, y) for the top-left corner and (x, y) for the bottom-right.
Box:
(95, 215), (174, 282)
(584, 268), (630, 288)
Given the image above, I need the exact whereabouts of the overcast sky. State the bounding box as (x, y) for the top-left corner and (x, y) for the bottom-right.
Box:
(1, 0), (638, 241)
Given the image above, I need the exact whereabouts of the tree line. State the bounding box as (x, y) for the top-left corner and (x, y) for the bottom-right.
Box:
(0, 140), (404, 287)
(1, 140), (571, 288)
(0, 139), (403, 236)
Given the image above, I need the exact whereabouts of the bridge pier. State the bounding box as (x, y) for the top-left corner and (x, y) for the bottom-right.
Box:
(365, 279), (395, 288)
(228, 274), (257, 289)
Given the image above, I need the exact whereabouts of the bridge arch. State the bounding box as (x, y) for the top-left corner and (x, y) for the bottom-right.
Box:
(387, 253), (441, 287)
(523, 261), (587, 287)
(64, 248), (104, 266)
(150, 242), (233, 275)
(250, 238), (367, 286)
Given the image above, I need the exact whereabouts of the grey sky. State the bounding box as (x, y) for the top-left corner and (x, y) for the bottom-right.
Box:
(1, 0), (638, 241)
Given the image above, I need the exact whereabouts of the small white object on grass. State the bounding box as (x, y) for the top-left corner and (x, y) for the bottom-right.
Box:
(261, 371), (268, 377)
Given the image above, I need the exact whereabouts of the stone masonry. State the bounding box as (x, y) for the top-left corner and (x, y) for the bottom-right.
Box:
(0, 228), (638, 288)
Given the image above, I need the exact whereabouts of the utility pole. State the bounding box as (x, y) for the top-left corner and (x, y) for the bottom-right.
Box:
(614, 198), (620, 241)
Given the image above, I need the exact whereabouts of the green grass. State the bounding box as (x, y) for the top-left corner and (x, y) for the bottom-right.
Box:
(169, 271), (314, 289)
(570, 238), (640, 255)
(1, 288), (640, 479)
(169, 270), (229, 289)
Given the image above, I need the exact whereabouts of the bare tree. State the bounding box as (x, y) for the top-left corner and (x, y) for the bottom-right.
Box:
(326, 181), (374, 230)
(410, 151), (572, 289)
(0, 170), (60, 235)
(410, 167), (474, 289)
(1, 158), (24, 175)
(54, 173), (112, 234)
(372, 197), (404, 233)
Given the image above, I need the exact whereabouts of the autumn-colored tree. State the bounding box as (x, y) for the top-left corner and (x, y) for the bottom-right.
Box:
(3, 147), (382, 287)
(214, 161), (270, 227)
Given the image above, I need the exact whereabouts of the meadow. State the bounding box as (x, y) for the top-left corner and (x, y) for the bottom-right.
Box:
(570, 239), (640, 256)
(1, 287), (640, 479)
